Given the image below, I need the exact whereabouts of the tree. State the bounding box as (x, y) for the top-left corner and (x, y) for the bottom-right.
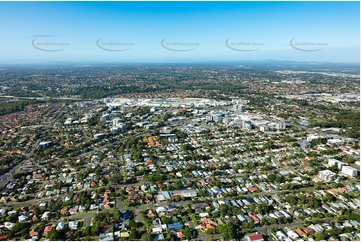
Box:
(330, 227), (342, 238)
(285, 195), (297, 205)
(161, 216), (172, 225)
(47, 229), (60, 240)
(198, 189), (206, 197)
(219, 204), (229, 217)
(183, 227), (192, 240)
(314, 232), (325, 241)
(33, 206), (41, 216)
(205, 228), (216, 234)
(129, 229), (139, 240)
(129, 219), (137, 228)
(141, 233), (153, 241)
(91, 224), (100, 236)
(114, 210), (121, 222)
(218, 224), (235, 240)
(166, 232), (173, 240)
(84, 226), (91, 236)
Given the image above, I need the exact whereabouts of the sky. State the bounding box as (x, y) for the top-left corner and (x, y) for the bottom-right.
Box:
(0, 1), (359, 64)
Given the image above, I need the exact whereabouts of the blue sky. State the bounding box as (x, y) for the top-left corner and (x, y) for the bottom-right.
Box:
(0, 1), (359, 63)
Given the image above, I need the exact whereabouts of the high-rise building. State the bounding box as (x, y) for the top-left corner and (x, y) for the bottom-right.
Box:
(206, 115), (213, 122)
(276, 121), (286, 130)
(234, 104), (246, 112)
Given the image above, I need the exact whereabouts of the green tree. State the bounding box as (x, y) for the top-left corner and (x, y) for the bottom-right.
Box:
(183, 227), (192, 240)
(218, 224), (235, 240)
(129, 229), (139, 240)
(314, 232), (325, 241)
(141, 233), (153, 241)
(91, 224), (100, 236)
(161, 216), (172, 225)
(285, 195), (297, 205)
(84, 226), (91, 236)
(114, 210), (121, 222)
(47, 229), (60, 240)
(129, 219), (137, 228)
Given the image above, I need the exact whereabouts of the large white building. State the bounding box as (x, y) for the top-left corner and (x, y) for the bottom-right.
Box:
(206, 115), (213, 122)
(112, 117), (122, 127)
(259, 125), (270, 132)
(234, 104), (246, 112)
(328, 158), (346, 170)
(341, 166), (359, 177)
(275, 121), (286, 130)
(319, 170), (336, 182)
(242, 121), (252, 130)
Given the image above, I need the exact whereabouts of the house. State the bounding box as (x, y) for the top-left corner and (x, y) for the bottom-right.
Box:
(120, 232), (129, 238)
(4, 222), (15, 230)
(273, 231), (287, 240)
(147, 209), (157, 218)
(154, 234), (165, 241)
(248, 187), (259, 193)
(0, 208), (6, 215)
(248, 213), (260, 223)
(60, 209), (69, 215)
(56, 221), (65, 230)
(18, 214), (29, 223)
(39, 141), (52, 148)
(99, 233), (114, 241)
(287, 230), (299, 240)
(245, 234), (264, 241)
(152, 226), (163, 234)
(44, 225), (53, 234)
(32, 215), (39, 222)
(155, 206), (167, 215)
(339, 233), (356, 241)
(122, 212), (130, 223)
(168, 136), (179, 143)
(303, 227), (315, 235)
(69, 220), (78, 230)
(41, 211), (50, 221)
(177, 231), (185, 239)
(0, 234), (9, 241)
(295, 228), (307, 237)
(29, 229), (39, 237)
(90, 204), (98, 210)
(200, 217), (218, 230)
(69, 206), (78, 214)
(167, 222), (183, 231)
(79, 205), (86, 212)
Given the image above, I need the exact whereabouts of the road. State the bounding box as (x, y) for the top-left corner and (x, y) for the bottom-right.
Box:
(197, 234), (222, 241)
(117, 198), (126, 212)
(249, 216), (347, 235)
(68, 212), (96, 227)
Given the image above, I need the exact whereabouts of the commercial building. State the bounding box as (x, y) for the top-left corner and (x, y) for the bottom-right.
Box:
(341, 166), (359, 177)
(319, 170), (336, 182)
(328, 159), (346, 170)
